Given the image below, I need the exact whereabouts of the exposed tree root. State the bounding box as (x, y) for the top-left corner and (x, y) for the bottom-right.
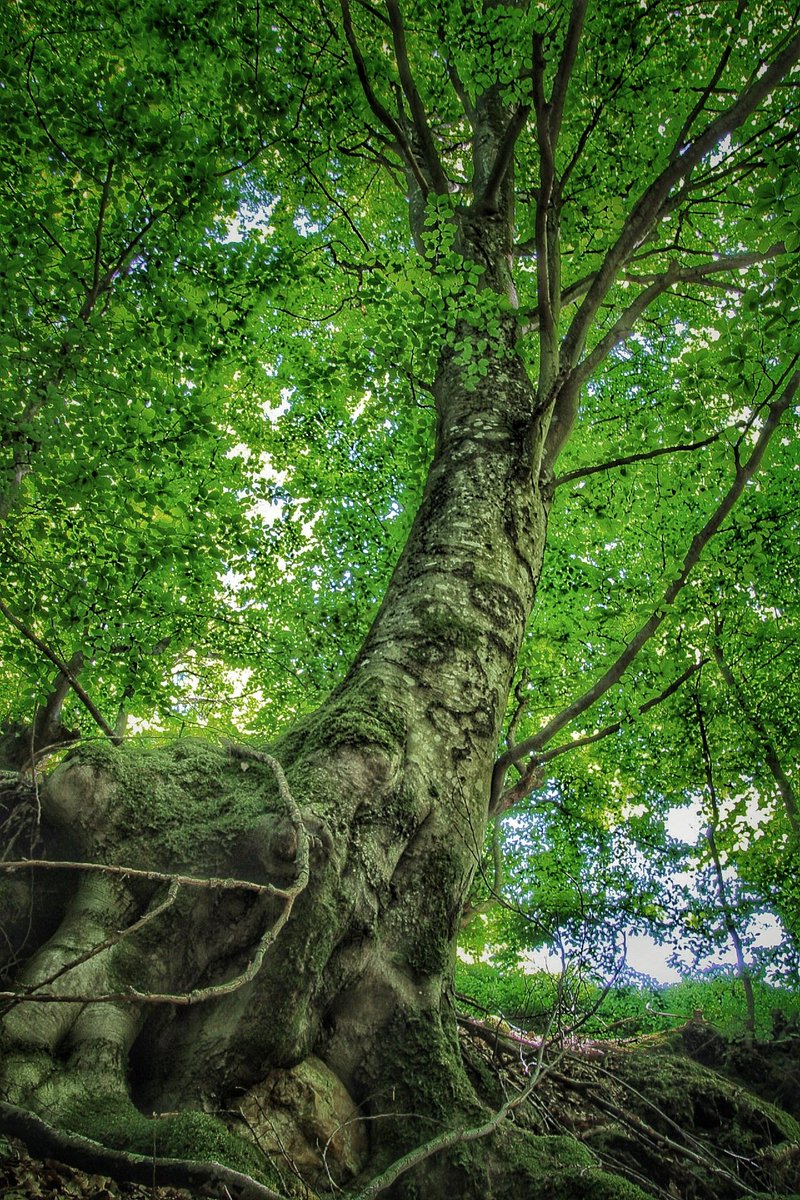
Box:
(0, 1100), (285, 1200)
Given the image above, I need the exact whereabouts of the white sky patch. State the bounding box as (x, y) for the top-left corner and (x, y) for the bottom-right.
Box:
(624, 934), (682, 983)
(519, 939), (684, 986)
(127, 714), (164, 736)
(666, 803), (705, 844)
(520, 946), (568, 975)
(709, 133), (733, 167)
(223, 200), (277, 244)
(749, 912), (784, 948)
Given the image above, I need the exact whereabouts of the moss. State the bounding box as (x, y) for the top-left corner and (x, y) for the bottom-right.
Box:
(275, 673), (406, 763)
(0, 1047), (57, 1106)
(496, 1127), (594, 1178)
(59, 1095), (281, 1188)
(63, 738), (276, 869)
(613, 1046), (800, 1149)
(401, 840), (462, 977)
(582, 1045), (800, 1198)
(419, 607), (480, 653)
(532, 1167), (653, 1199)
(375, 1007), (476, 1155)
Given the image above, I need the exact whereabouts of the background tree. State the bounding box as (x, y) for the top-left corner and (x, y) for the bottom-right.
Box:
(1, 1), (799, 1197)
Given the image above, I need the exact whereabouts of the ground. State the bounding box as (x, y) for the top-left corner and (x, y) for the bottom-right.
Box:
(2, 1017), (799, 1200)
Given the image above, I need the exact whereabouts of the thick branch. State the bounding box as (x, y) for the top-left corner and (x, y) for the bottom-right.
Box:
(480, 102), (531, 213)
(493, 371), (799, 807)
(36, 653), (84, 740)
(0, 652), (85, 769)
(340, 0), (430, 196)
(532, 32), (556, 354)
(549, 0), (587, 147)
(385, 0), (449, 193)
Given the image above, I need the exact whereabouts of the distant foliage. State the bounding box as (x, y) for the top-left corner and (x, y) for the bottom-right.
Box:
(456, 962), (800, 1040)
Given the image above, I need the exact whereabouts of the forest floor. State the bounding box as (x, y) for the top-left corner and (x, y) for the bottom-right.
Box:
(0, 1141), (193, 1200)
(1, 1019), (799, 1199)
(460, 1014), (800, 1199)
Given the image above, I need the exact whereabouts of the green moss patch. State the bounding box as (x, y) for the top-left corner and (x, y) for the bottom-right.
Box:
(275, 672), (406, 763)
(60, 1095), (280, 1188)
(59, 738), (277, 869)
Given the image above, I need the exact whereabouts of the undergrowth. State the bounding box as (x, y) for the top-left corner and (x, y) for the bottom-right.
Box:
(455, 962), (800, 1039)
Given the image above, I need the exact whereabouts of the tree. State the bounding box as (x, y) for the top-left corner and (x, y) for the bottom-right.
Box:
(1, 1), (799, 1196)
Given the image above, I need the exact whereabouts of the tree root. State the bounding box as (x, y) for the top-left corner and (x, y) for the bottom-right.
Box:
(0, 1100), (288, 1200)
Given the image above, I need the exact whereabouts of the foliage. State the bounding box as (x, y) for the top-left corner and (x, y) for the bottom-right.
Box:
(1, 0), (799, 1053)
(456, 962), (800, 1040)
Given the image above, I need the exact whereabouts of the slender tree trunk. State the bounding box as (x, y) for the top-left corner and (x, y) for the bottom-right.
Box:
(712, 638), (800, 839)
(695, 695), (757, 1040)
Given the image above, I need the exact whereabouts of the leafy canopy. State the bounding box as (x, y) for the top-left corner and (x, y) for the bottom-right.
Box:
(1, 0), (798, 975)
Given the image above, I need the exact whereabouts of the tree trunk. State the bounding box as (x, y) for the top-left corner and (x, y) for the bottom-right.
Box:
(0, 211), (578, 1195)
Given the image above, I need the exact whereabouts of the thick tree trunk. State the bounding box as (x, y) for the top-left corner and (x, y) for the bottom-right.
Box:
(0, 219), (564, 1196)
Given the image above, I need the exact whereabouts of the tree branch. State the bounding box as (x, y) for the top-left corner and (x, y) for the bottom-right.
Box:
(515, 273), (593, 338)
(560, 30), (800, 371)
(549, 0), (587, 148)
(385, 0), (449, 193)
(340, 0), (430, 197)
(480, 102), (532, 213)
(543, 242), (787, 471)
(91, 159), (114, 297)
(436, 24), (476, 125)
(579, 243), (787, 384)
(555, 434), (720, 487)
(672, 0), (747, 151)
(0, 598), (116, 742)
(493, 369), (799, 809)
(711, 635), (800, 837)
(35, 653), (84, 742)
(353, 1063), (545, 1200)
(531, 32), (556, 354)
(0, 856), (291, 897)
(495, 661), (704, 813)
